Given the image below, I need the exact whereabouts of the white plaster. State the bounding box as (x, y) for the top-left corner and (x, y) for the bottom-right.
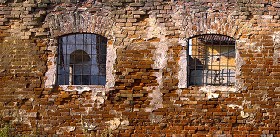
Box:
(199, 86), (237, 99)
(106, 44), (116, 88)
(180, 97), (190, 101)
(235, 49), (245, 91)
(176, 89), (182, 96)
(240, 111), (250, 118)
(147, 14), (168, 70)
(60, 85), (91, 93)
(178, 38), (188, 88)
(45, 39), (57, 88)
(90, 87), (106, 108)
(275, 87), (280, 92)
(145, 86), (163, 112)
(57, 126), (76, 134)
(82, 122), (97, 131)
(66, 126), (76, 132)
(144, 14), (169, 112)
(227, 104), (243, 109)
(106, 118), (121, 130)
(120, 120), (129, 126)
(12, 109), (31, 128)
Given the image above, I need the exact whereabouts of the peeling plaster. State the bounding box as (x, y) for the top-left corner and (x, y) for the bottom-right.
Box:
(227, 104), (243, 109)
(145, 87), (163, 112)
(144, 14), (170, 112)
(56, 86), (106, 108)
(45, 39), (57, 88)
(149, 113), (163, 124)
(81, 115), (98, 131)
(83, 122), (97, 131)
(199, 86), (236, 99)
(235, 50), (245, 91)
(11, 109), (33, 128)
(90, 88), (106, 108)
(178, 38), (188, 88)
(105, 118), (129, 131)
(61, 126), (75, 133)
(106, 118), (121, 130)
(240, 111), (250, 118)
(227, 100), (257, 123)
(247, 42), (263, 53)
(106, 43), (116, 88)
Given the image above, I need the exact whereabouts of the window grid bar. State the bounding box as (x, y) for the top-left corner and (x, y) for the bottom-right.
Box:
(57, 33), (107, 86)
(187, 34), (235, 86)
(218, 39), (221, 85)
(65, 35), (68, 85)
(227, 39), (230, 85)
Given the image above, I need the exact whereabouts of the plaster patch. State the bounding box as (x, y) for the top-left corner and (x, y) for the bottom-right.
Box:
(12, 109), (31, 127)
(199, 86), (236, 99)
(149, 113), (163, 124)
(178, 38), (188, 88)
(227, 104), (243, 109)
(145, 87), (163, 112)
(90, 88), (106, 108)
(83, 123), (97, 131)
(243, 41), (263, 53)
(145, 14), (168, 112)
(106, 118), (121, 130)
(235, 50), (245, 91)
(121, 120), (129, 126)
(45, 39), (57, 88)
(64, 126), (75, 133)
(240, 111), (250, 118)
(106, 44), (116, 88)
(81, 115), (98, 131)
(147, 14), (169, 70)
(60, 85), (90, 93)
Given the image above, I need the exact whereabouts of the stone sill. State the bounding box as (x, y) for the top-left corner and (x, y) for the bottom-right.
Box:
(59, 85), (105, 94)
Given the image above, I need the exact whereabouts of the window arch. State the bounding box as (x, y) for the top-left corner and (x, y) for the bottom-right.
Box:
(187, 34), (236, 86)
(57, 33), (107, 85)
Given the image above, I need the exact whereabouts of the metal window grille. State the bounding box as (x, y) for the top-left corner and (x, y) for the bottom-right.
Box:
(187, 34), (236, 86)
(57, 33), (107, 85)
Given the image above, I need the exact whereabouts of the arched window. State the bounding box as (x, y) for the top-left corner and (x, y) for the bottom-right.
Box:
(57, 33), (107, 85)
(187, 34), (235, 86)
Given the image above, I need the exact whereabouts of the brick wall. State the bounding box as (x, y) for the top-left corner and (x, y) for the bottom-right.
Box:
(0, 0), (280, 136)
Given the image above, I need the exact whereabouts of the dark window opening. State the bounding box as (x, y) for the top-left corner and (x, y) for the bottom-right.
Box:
(57, 33), (107, 85)
(187, 34), (236, 86)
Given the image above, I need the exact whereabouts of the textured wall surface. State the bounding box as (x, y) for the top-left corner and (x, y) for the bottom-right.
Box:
(0, 0), (280, 136)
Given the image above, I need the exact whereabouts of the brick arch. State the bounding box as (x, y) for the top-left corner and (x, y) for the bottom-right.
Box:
(178, 12), (244, 88)
(46, 11), (115, 39)
(182, 12), (242, 41)
(44, 10), (116, 88)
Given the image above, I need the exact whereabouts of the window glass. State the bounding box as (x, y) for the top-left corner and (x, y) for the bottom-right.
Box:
(187, 34), (235, 86)
(57, 33), (107, 85)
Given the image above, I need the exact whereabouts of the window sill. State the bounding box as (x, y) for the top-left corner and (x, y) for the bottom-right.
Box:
(185, 85), (237, 100)
(188, 85), (236, 91)
(58, 85), (105, 93)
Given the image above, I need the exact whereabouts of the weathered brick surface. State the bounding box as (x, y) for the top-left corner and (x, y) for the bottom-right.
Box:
(0, 0), (280, 136)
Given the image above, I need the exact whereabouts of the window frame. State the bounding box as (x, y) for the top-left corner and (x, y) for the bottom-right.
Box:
(186, 34), (236, 87)
(56, 33), (107, 86)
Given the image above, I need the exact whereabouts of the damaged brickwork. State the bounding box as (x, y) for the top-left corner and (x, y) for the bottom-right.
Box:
(0, 0), (280, 136)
